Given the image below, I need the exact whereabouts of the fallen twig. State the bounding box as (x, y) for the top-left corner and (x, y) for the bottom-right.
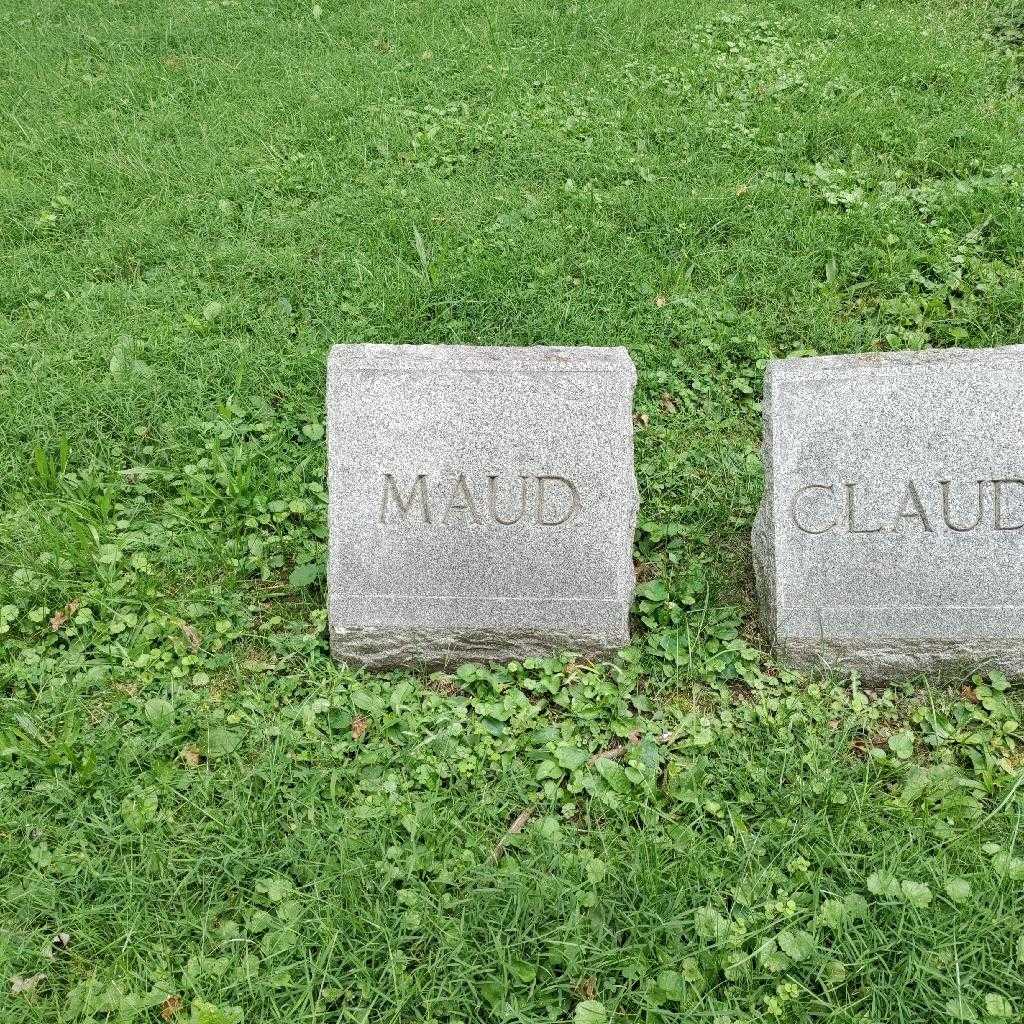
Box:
(490, 806), (536, 863)
(490, 730), (681, 862)
(588, 729), (642, 763)
(589, 729), (678, 764)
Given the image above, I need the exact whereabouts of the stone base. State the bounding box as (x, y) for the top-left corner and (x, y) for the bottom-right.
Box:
(770, 633), (1024, 682)
(329, 623), (628, 670)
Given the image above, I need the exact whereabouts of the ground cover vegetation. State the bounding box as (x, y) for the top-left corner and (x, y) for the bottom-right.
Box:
(3, 0), (1024, 1020)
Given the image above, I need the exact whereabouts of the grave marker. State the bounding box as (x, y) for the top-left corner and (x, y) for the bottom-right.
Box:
(327, 344), (638, 667)
(753, 345), (1024, 679)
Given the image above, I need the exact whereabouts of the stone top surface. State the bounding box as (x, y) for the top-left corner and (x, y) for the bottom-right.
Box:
(329, 343), (634, 374)
(326, 343), (638, 667)
(764, 345), (1024, 377)
(754, 344), (1024, 677)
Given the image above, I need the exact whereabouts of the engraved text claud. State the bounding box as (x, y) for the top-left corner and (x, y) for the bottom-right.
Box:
(789, 478), (1024, 536)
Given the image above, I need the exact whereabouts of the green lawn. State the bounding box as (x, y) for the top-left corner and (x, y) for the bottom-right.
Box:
(3, 0), (1024, 1020)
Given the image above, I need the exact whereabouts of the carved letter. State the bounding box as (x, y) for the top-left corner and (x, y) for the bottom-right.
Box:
(845, 482), (882, 534)
(441, 474), (482, 525)
(790, 484), (837, 535)
(487, 475), (529, 526)
(941, 480), (984, 533)
(380, 473), (431, 524)
(993, 479), (1024, 531)
(536, 475), (579, 526)
(894, 480), (933, 532)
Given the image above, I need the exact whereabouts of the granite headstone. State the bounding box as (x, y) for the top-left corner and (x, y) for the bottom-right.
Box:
(327, 344), (638, 668)
(753, 345), (1024, 679)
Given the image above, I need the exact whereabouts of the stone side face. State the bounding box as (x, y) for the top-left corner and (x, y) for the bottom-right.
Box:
(752, 345), (1024, 680)
(751, 359), (780, 652)
(326, 344), (638, 668)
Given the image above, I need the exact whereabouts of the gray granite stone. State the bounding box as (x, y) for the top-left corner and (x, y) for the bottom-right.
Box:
(753, 345), (1024, 680)
(326, 344), (638, 668)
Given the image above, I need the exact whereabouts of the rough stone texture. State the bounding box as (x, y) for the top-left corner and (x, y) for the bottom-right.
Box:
(327, 344), (638, 668)
(753, 345), (1024, 680)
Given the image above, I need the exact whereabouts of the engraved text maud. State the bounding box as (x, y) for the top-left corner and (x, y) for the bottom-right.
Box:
(789, 478), (1024, 536)
(379, 473), (581, 527)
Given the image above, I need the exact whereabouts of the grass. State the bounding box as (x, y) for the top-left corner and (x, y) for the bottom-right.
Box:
(3, 0), (1024, 1020)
